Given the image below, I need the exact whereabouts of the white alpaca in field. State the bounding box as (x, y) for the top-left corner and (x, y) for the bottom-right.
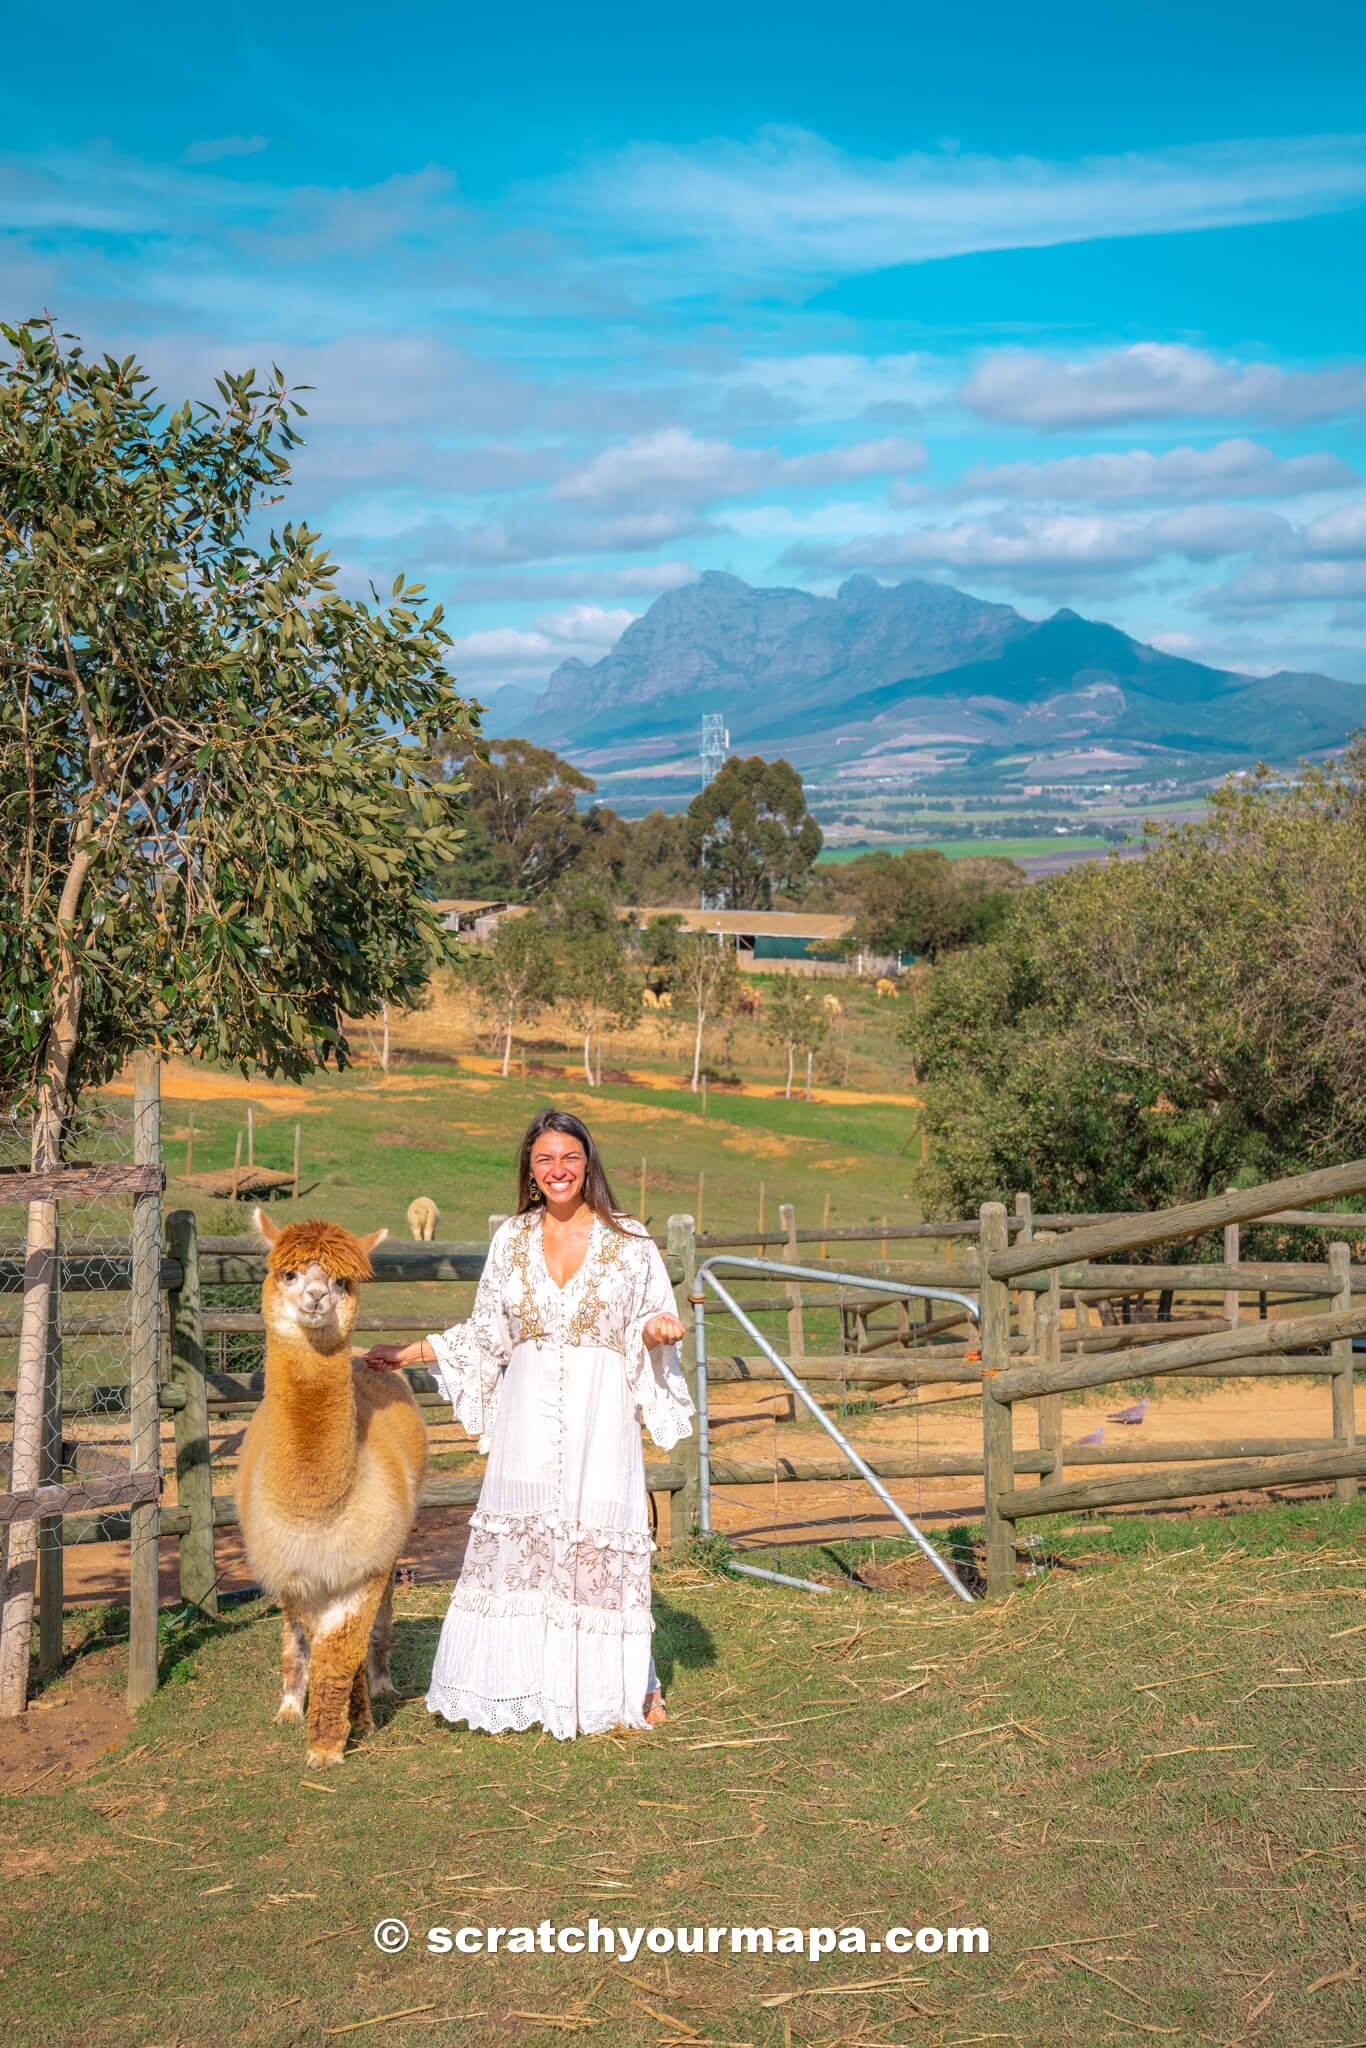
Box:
(407, 1196), (439, 1241)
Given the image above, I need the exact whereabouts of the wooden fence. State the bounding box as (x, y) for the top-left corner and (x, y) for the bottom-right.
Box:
(9, 1152), (1366, 1716)
(686, 1166), (1366, 1594)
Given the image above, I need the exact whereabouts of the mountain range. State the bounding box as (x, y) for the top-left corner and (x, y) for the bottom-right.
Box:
(482, 571), (1364, 792)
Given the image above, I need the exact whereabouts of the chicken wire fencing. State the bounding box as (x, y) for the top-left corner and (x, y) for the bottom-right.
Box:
(0, 1063), (163, 1705)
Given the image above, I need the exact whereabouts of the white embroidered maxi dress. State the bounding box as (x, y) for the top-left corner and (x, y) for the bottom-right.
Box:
(423, 1210), (695, 1739)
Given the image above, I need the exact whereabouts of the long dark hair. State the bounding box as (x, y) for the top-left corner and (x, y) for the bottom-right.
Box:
(516, 1110), (625, 1231)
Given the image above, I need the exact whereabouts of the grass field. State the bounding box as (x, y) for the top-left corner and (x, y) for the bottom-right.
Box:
(818, 836), (1111, 864)
(4, 1500), (1363, 2047)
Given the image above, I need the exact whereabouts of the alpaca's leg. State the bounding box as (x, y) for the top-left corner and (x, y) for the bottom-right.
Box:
(275, 1606), (310, 1725)
(367, 1571), (397, 1699)
(305, 1574), (388, 1768)
(348, 1661), (374, 1736)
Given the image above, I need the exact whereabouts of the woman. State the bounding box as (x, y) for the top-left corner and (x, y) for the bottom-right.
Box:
(364, 1109), (693, 1739)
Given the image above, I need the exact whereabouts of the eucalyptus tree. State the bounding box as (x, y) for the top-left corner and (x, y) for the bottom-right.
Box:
(0, 319), (473, 1712)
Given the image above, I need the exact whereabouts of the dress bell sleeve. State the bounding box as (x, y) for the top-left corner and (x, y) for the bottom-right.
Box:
(426, 1223), (513, 1455)
(621, 1229), (696, 1452)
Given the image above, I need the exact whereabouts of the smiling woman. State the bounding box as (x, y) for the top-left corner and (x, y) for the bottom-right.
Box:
(365, 1108), (693, 1738)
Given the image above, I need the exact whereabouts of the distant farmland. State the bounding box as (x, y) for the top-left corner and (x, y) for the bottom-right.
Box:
(818, 833), (1112, 865)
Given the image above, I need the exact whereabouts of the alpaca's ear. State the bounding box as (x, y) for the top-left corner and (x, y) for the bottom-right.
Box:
(254, 1206), (281, 1246)
(356, 1227), (388, 1257)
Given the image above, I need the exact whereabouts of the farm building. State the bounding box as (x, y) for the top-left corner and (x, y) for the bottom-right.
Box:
(433, 898), (527, 939)
(624, 906), (901, 977)
(435, 899), (902, 976)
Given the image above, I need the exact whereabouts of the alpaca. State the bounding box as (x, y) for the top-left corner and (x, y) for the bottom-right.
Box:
(875, 977), (899, 999)
(237, 1210), (428, 1767)
(406, 1195), (439, 1242)
(822, 993), (843, 1016)
(641, 987), (661, 1011)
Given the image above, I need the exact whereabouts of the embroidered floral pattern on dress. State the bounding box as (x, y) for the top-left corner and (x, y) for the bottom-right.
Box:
(506, 1214), (550, 1345)
(564, 1221), (625, 1346)
(458, 1508), (653, 1613)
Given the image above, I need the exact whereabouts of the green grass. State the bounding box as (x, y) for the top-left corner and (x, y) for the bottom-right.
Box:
(131, 1059), (924, 1269)
(818, 834), (1111, 863)
(5, 1499), (1363, 2046)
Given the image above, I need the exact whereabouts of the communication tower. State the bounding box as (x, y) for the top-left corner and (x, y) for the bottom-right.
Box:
(700, 712), (729, 788)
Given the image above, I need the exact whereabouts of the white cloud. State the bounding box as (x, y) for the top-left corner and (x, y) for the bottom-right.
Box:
(1201, 561), (1366, 609)
(958, 439), (1358, 502)
(553, 427), (924, 507)
(789, 504), (1290, 582)
(722, 351), (939, 423)
(450, 563), (699, 603)
(401, 506), (714, 569)
(533, 604), (636, 644)
(545, 127), (1366, 286)
(1196, 498), (1366, 607)
(447, 604), (636, 685)
(1301, 501), (1366, 556)
(961, 344), (1366, 430)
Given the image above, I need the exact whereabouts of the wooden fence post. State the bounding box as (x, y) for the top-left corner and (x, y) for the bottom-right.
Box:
(1035, 1238), (1064, 1494)
(979, 1202), (1015, 1596)
(166, 1210), (216, 1614)
(668, 1213), (699, 1547)
(127, 1053), (163, 1713)
(37, 1219), (63, 1675)
(1224, 1192), (1241, 1330)
(780, 1202), (805, 1361)
(1328, 1240), (1358, 1505)
(292, 1121), (301, 1201)
(1014, 1191), (1035, 1355)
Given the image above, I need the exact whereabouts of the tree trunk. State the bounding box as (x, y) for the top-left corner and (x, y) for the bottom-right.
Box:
(1, 829), (91, 1719)
(805, 1047), (814, 1102)
(690, 1007), (705, 1092)
(380, 1003), (390, 1075)
(501, 1013), (514, 1078)
(785, 1041), (794, 1100)
(583, 1026), (594, 1088)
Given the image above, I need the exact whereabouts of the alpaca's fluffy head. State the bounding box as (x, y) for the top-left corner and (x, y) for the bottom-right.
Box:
(255, 1210), (387, 1347)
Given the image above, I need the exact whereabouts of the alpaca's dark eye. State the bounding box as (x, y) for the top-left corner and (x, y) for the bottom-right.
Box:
(281, 1271), (296, 1284)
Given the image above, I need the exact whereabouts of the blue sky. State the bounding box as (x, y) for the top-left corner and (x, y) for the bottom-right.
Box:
(5, 0), (1366, 691)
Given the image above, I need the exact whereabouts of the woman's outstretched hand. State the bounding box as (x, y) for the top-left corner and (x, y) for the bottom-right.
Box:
(363, 1343), (409, 1372)
(642, 1312), (686, 1348)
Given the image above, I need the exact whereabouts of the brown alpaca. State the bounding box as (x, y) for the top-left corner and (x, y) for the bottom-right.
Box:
(237, 1210), (428, 1767)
